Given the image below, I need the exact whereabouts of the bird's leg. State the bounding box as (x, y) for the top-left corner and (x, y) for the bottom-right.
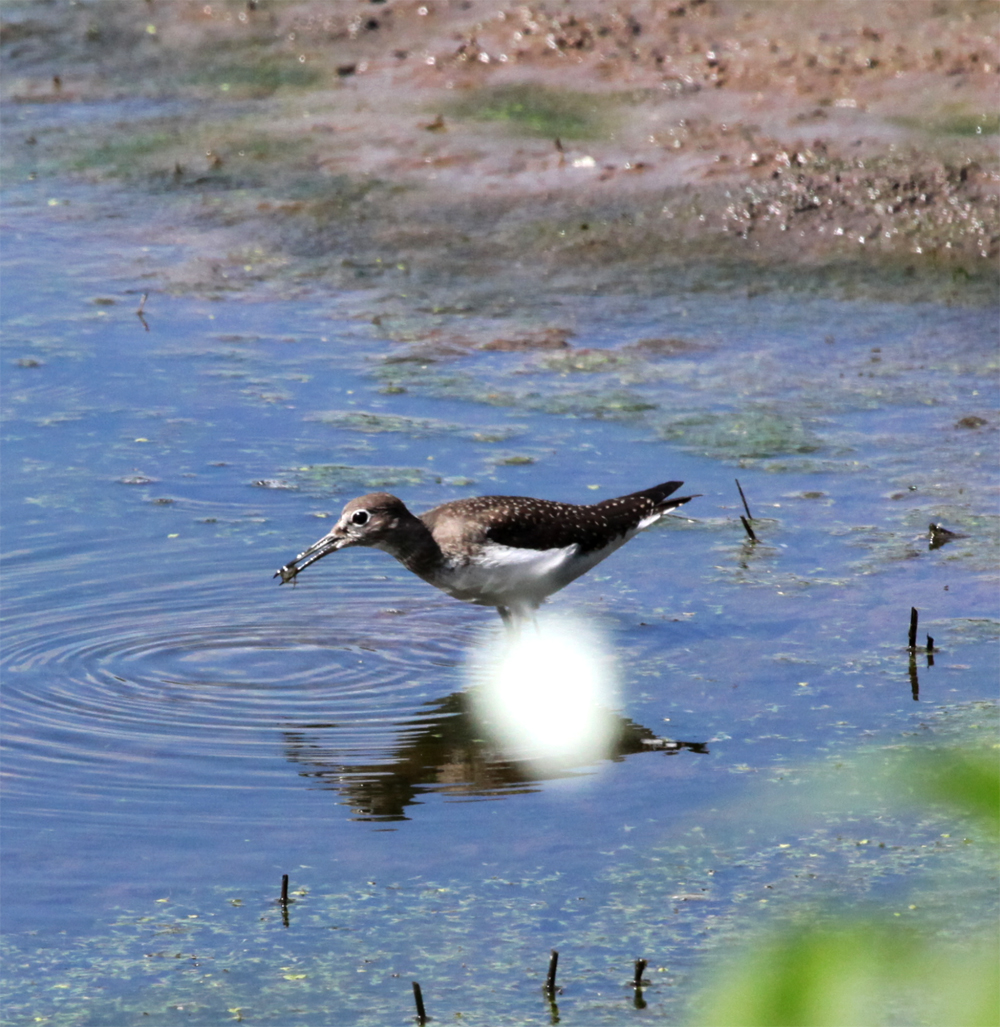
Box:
(496, 603), (541, 636)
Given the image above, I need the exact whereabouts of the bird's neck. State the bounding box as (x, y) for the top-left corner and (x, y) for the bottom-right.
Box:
(376, 514), (445, 581)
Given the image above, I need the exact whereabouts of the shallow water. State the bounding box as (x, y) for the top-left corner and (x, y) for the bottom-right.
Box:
(1, 173), (996, 1024)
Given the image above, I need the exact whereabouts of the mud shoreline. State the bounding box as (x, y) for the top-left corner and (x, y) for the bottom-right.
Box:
(3, 0), (998, 305)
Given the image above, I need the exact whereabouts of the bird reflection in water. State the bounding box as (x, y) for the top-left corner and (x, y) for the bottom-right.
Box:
(280, 689), (707, 822)
(281, 617), (707, 821)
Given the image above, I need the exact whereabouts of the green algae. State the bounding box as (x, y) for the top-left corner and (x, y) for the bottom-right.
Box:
(305, 409), (522, 442)
(447, 84), (608, 140)
(371, 362), (657, 420)
(64, 121), (183, 175)
(307, 410), (463, 435)
(655, 409), (824, 461)
(937, 618), (1000, 644)
(61, 116), (314, 195)
(892, 109), (1000, 138)
(186, 56), (323, 98)
(539, 348), (636, 373)
(283, 463), (432, 495)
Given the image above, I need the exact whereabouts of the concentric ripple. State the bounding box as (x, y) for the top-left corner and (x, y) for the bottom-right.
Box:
(1, 543), (482, 820)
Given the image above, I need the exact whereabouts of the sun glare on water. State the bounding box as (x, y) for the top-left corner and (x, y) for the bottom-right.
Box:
(466, 615), (620, 776)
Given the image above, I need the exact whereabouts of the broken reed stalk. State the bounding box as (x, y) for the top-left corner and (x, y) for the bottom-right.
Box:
(280, 874), (289, 906)
(135, 293), (150, 331)
(908, 607), (919, 650)
(412, 981), (427, 1024)
(634, 958), (648, 988)
(740, 514), (758, 542)
(735, 478), (753, 520)
(927, 634), (934, 652)
(545, 949), (559, 995)
(735, 480), (757, 540)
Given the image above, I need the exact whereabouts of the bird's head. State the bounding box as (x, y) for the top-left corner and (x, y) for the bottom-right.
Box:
(274, 492), (411, 583)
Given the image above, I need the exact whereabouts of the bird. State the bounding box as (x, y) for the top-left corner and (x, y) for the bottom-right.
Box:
(275, 481), (696, 627)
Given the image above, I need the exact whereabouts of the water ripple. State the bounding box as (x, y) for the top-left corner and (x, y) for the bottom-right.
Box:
(1, 548), (481, 813)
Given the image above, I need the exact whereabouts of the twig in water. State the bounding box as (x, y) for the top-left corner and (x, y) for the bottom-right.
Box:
(545, 949), (559, 995)
(136, 293), (149, 331)
(412, 981), (428, 1024)
(278, 873), (291, 928)
(633, 958), (647, 988)
(632, 957), (648, 1009)
(735, 478), (753, 520)
(908, 607), (918, 650)
(740, 515), (758, 542)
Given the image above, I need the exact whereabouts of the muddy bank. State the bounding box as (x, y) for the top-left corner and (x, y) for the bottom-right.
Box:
(3, 0), (998, 303)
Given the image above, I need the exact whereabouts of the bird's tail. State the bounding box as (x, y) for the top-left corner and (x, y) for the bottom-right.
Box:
(656, 492), (698, 513)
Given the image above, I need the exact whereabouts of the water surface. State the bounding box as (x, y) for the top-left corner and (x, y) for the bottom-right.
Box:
(1, 178), (996, 1025)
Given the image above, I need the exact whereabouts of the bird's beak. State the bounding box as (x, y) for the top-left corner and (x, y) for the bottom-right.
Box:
(274, 524), (352, 584)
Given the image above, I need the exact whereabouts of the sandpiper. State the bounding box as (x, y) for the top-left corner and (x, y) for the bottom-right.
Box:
(275, 481), (695, 626)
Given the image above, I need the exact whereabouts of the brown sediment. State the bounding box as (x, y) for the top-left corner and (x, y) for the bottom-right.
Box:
(2, 0), (996, 303)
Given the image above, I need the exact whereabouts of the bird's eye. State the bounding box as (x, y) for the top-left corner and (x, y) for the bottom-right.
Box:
(351, 510), (370, 526)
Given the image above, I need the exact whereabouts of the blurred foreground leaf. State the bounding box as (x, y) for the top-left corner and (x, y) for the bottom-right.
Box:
(907, 747), (1000, 838)
(698, 920), (998, 1027)
(694, 744), (1000, 1026)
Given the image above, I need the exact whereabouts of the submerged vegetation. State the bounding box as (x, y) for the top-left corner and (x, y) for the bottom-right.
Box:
(447, 83), (609, 139)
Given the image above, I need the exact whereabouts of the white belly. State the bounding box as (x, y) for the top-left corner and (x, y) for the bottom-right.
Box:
(436, 533), (637, 609)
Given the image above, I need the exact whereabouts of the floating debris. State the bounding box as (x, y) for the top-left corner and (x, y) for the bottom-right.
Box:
(928, 523), (968, 550)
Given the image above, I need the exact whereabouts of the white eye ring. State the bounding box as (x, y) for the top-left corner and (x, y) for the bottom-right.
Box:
(351, 510), (370, 526)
